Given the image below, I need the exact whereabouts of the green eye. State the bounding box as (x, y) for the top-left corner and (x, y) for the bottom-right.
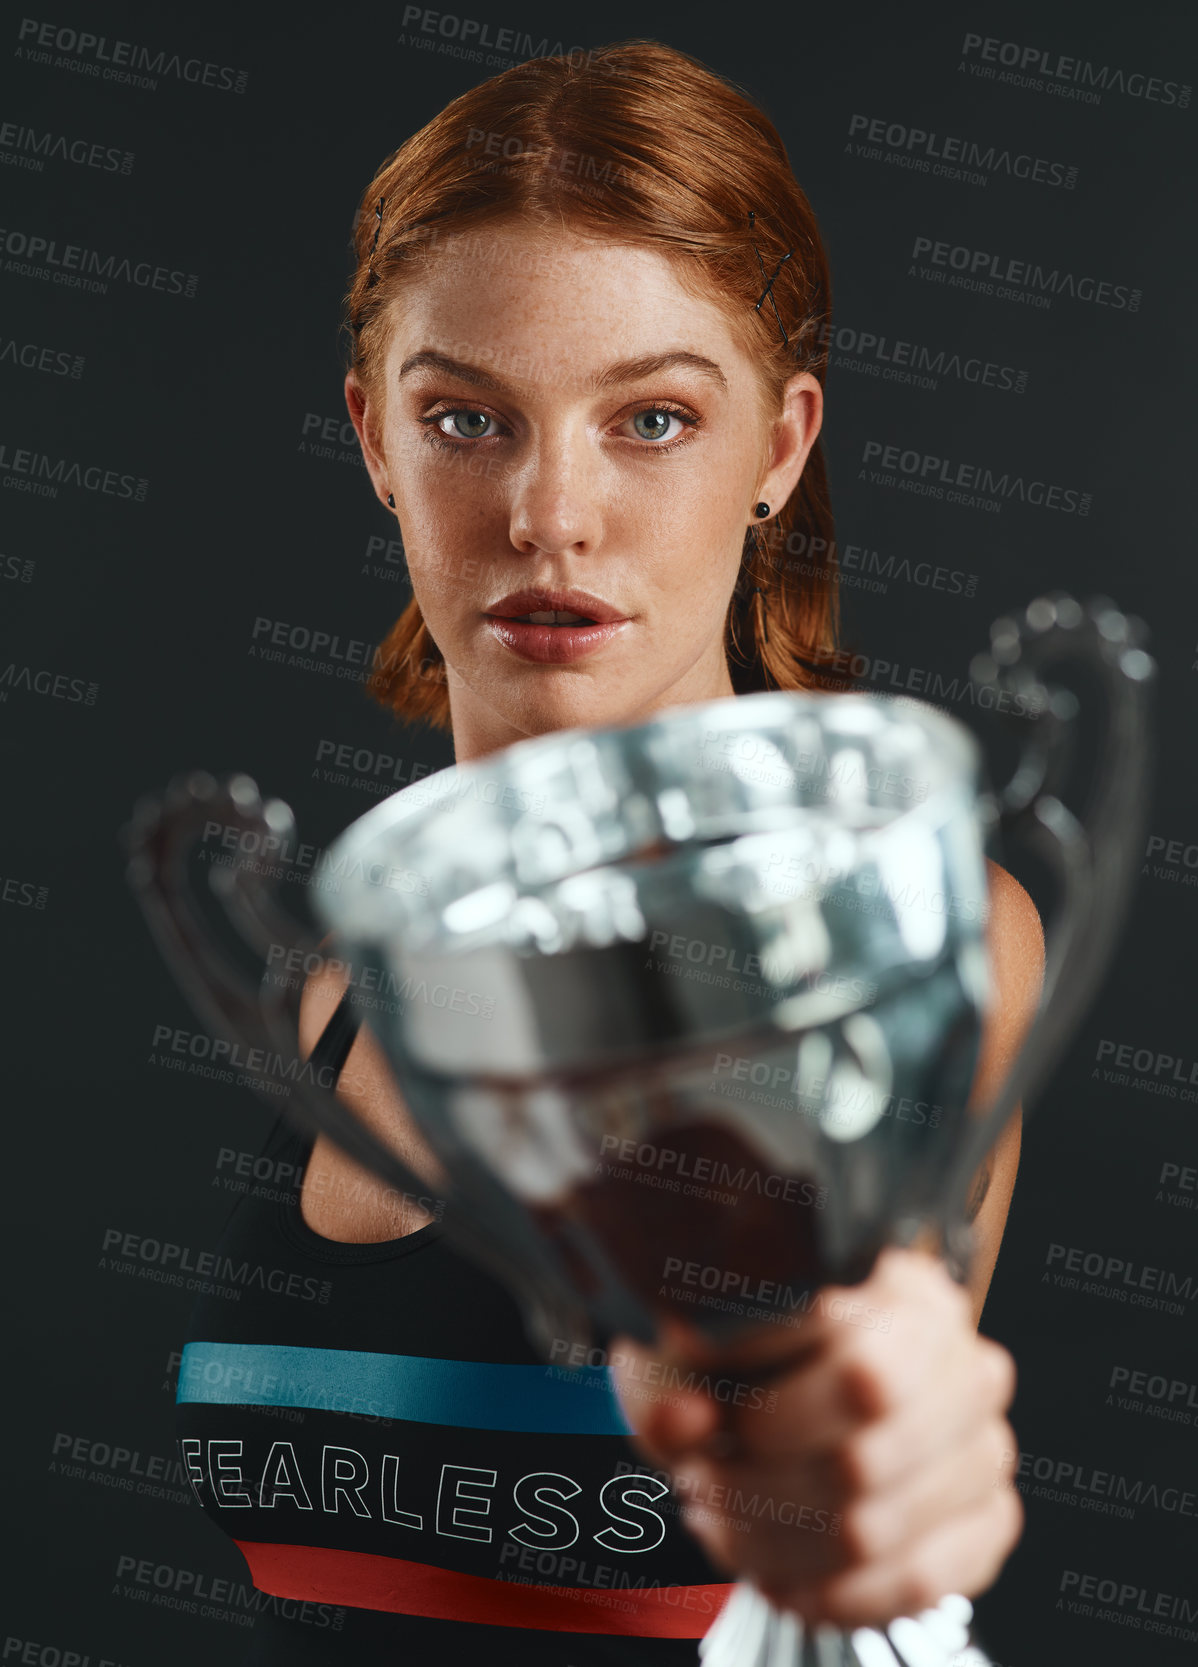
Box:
(450, 410), (492, 438)
(632, 409), (673, 441)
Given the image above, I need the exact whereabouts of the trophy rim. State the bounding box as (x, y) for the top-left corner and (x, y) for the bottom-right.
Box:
(316, 689), (981, 889)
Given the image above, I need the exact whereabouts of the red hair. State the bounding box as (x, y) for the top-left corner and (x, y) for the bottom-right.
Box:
(343, 38), (841, 733)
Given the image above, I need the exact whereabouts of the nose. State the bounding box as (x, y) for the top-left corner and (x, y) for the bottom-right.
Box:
(506, 427), (603, 559)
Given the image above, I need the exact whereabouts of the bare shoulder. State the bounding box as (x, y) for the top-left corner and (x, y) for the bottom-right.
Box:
(984, 858), (1045, 1000)
(297, 953), (353, 1060)
(295, 948), (442, 1242)
(979, 858), (1046, 1078)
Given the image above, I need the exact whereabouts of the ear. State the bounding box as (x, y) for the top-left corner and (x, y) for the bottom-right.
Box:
(755, 371), (823, 513)
(344, 372), (392, 509)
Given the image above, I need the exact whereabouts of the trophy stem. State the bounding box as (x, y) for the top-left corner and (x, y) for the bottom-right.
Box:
(699, 1581), (991, 1667)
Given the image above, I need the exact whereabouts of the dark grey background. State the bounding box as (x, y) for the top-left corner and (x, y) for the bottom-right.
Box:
(2, 1), (1195, 1661)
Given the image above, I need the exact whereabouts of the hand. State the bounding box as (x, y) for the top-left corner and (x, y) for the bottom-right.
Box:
(607, 1246), (1022, 1629)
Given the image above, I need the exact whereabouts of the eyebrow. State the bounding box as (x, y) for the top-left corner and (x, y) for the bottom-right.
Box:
(397, 348), (729, 395)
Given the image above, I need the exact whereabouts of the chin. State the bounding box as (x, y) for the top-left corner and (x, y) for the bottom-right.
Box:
(502, 678), (654, 740)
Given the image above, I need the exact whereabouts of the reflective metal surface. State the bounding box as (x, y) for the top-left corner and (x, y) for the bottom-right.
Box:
(123, 593), (1155, 1667)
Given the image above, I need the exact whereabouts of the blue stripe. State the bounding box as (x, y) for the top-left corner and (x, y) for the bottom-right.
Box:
(177, 1341), (634, 1436)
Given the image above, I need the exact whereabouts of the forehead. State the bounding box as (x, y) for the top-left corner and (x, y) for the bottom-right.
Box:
(380, 220), (754, 391)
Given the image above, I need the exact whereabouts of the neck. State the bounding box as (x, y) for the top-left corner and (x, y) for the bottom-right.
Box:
(448, 649), (738, 766)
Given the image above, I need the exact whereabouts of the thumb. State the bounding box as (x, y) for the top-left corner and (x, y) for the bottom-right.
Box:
(607, 1332), (724, 1456)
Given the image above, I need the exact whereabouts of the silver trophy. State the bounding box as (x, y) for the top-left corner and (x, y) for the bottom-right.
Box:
(124, 593), (1152, 1666)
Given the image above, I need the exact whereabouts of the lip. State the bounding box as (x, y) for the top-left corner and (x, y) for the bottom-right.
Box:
(483, 585), (632, 665)
(484, 616), (631, 664)
(484, 587), (629, 624)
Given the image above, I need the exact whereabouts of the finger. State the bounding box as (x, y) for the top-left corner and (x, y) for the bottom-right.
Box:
(832, 1415), (1016, 1572)
(607, 1337), (725, 1458)
(669, 1412), (1014, 1588)
(758, 1483), (1025, 1629)
(620, 1275), (939, 1465)
(671, 1455), (846, 1581)
(813, 1335), (1014, 1499)
(726, 1322), (1013, 1475)
(763, 1247), (967, 1359)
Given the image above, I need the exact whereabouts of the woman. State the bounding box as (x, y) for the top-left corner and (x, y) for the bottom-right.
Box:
(176, 38), (1043, 1663)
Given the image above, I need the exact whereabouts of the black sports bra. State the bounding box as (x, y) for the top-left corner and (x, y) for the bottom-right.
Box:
(174, 990), (734, 1663)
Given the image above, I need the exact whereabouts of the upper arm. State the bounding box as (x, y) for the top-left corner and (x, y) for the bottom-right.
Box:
(960, 859), (1046, 1325)
(294, 934), (445, 1238)
(973, 859), (1046, 1106)
(297, 931), (353, 1063)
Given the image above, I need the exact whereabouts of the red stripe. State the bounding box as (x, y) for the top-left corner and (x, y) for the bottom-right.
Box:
(234, 1540), (734, 1637)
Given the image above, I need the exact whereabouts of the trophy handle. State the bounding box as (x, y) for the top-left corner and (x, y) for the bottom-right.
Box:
(120, 770), (452, 1217)
(941, 593), (1155, 1273)
(121, 770), (594, 1356)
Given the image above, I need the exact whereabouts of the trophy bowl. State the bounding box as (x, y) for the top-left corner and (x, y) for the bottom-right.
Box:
(301, 687), (993, 1356)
